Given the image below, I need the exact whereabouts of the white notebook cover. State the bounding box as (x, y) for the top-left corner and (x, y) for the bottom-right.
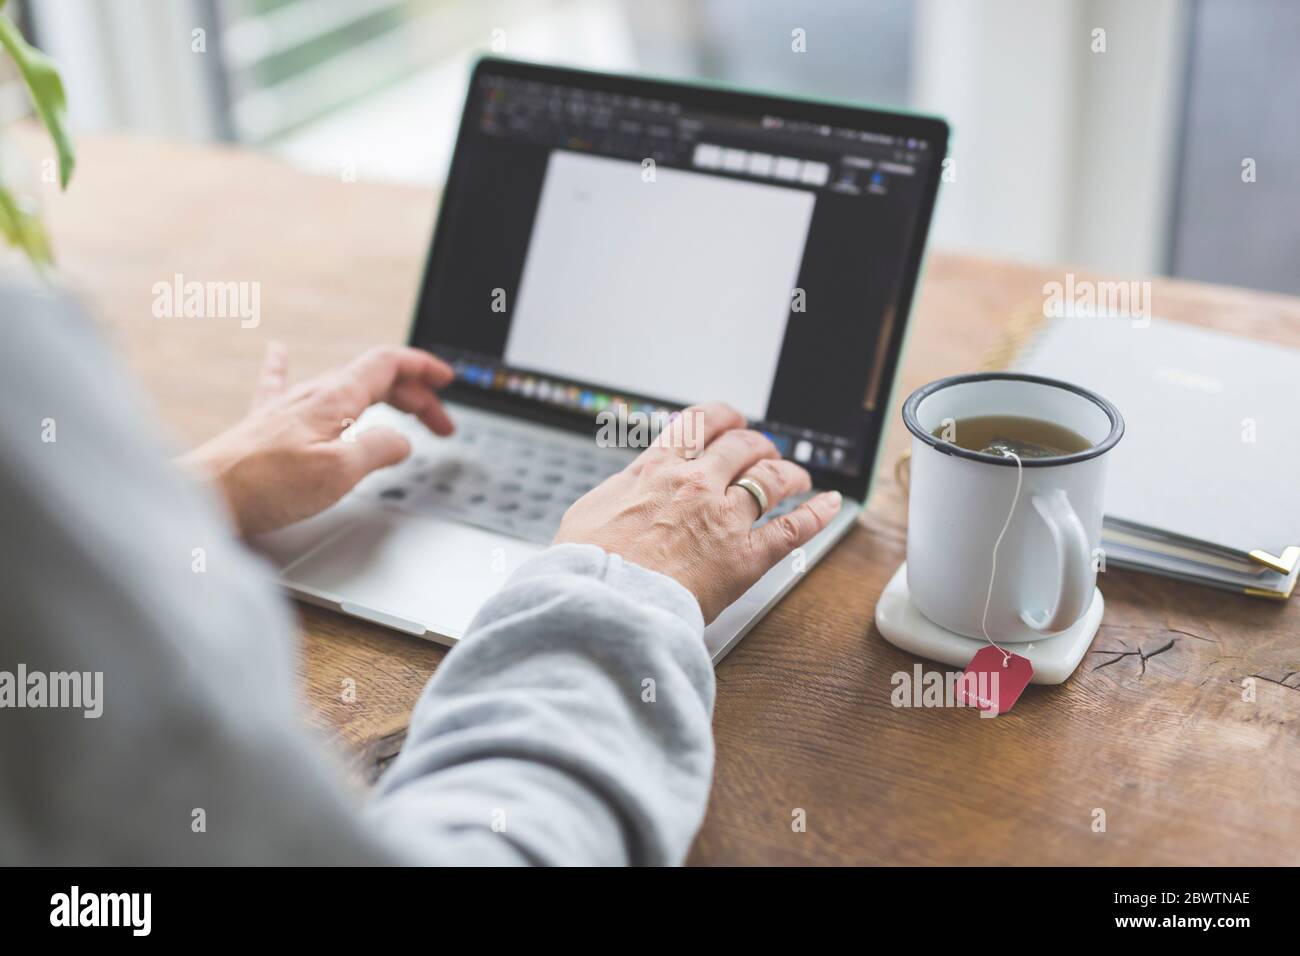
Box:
(1018, 315), (1300, 576)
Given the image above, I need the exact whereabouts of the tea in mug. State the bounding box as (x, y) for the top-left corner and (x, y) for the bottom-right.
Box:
(932, 414), (1092, 459)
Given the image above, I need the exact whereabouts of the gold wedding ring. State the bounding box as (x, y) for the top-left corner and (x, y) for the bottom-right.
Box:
(732, 476), (769, 518)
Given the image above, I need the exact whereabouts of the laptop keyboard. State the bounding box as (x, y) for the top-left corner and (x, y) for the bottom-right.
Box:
(353, 407), (805, 546)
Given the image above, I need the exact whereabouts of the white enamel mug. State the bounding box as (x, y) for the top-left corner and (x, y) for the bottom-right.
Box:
(901, 373), (1124, 642)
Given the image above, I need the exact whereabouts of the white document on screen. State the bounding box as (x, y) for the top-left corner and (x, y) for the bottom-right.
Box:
(505, 150), (816, 420)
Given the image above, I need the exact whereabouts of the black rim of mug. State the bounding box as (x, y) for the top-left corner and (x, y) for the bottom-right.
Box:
(901, 371), (1125, 469)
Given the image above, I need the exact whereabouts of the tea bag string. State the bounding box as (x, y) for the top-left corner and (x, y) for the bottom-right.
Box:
(979, 449), (1023, 666)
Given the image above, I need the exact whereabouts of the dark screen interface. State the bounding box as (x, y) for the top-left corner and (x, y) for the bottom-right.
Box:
(414, 67), (935, 478)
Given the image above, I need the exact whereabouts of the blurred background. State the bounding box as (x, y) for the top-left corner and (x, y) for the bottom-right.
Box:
(5, 0), (1296, 293)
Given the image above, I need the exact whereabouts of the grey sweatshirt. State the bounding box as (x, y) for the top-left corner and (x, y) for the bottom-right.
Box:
(0, 284), (715, 866)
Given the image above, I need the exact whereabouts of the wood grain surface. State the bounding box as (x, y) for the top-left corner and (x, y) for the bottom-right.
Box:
(23, 130), (1300, 865)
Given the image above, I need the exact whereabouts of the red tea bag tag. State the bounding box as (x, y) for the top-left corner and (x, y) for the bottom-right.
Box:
(957, 646), (1034, 716)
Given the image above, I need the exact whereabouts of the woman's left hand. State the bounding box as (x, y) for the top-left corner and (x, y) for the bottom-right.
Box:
(180, 343), (455, 536)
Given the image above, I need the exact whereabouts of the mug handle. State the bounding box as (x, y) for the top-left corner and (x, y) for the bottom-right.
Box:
(1020, 489), (1093, 633)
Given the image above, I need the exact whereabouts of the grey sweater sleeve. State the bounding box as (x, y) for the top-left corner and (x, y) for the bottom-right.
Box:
(366, 544), (716, 866)
(0, 284), (715, 865)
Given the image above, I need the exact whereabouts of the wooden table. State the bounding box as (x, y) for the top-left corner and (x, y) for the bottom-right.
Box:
(27, 131), (1300, 865)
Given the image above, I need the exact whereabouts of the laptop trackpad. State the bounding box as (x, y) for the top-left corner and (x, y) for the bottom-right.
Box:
(281, 506), (544, 641)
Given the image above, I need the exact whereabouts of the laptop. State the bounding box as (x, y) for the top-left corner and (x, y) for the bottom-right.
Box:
(254, 57), (948, 663)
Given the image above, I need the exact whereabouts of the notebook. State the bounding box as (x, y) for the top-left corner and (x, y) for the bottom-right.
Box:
(1014, 314), (1300, 599)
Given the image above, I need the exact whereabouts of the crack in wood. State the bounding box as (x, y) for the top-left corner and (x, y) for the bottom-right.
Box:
(1247, 673), (1300, 693)
(1099, 623), (1221, 645)
(355, 728), (408, 786)
(1090, 638), (1176, 676)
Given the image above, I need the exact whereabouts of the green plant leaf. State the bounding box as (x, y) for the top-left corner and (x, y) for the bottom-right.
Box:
(0, 9), (75, 189)
(0, 182), (53, 269)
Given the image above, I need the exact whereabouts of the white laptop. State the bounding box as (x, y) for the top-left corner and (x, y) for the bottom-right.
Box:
(254, 58), (948, 664)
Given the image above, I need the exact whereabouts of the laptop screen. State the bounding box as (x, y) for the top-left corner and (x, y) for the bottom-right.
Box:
(411, 58), (946, 496)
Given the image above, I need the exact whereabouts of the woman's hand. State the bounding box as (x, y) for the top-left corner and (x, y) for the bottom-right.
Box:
(554, 403), (843, 622)
(180, 342), (454, 536)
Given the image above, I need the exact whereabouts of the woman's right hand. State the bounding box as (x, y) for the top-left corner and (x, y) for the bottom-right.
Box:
(554, 403), (843, 622)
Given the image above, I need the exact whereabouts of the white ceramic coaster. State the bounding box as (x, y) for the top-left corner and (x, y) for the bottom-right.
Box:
(874, 562), (1103, 685)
